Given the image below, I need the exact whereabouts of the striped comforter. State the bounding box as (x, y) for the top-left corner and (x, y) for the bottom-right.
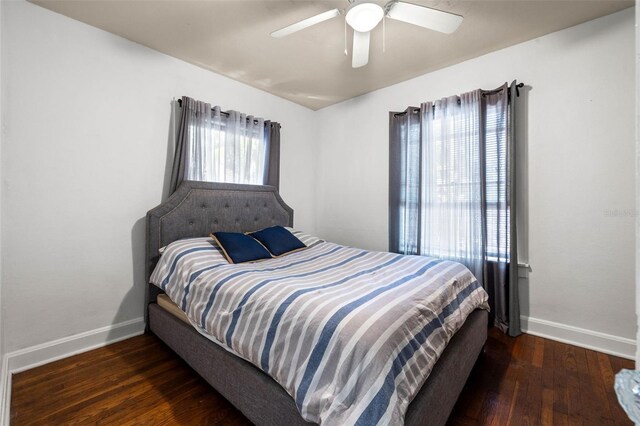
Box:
(150, 233), (489, 425)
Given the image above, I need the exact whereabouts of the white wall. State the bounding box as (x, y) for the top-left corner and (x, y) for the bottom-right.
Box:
(0, 0), (5, 359)
(315, 9), (636, 352)
(1, 0), (316, 353)
(0, 0), (5, 385)
(636, 0), (640, 368)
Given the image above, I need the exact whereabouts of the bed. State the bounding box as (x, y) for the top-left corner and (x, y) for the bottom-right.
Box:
(145, 181), (488, 426)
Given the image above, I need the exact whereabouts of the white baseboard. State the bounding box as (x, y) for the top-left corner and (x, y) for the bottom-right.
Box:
(6, 317), (145, 373)
(0, 317), (145, 426)
(521, 315), (636, 360)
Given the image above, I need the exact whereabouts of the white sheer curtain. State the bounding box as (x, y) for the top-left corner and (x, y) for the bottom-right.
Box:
(184, 103), (218, 183)
(419, 92), (484, 282)
(220, 111), (265, 184)
(172, 97), (267, 191)
(185, 105), (266, 185)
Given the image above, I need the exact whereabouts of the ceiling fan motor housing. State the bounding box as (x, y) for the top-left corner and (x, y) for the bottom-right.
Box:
(345, 1), (385, 32)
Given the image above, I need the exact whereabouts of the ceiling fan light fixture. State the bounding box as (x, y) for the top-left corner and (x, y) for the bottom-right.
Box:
(346, 2), (384, 33)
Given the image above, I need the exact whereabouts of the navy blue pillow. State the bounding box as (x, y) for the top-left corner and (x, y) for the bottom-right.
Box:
(211, 232), (272, 264)
(248, 226), (306, 257)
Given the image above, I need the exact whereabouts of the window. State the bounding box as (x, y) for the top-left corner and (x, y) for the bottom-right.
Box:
(390, 90), (512, 267)
(171, 97), (280, 194)
(186, 115), (267, 185)
(484, 101), (510, 261)
(419, 102), (509, 262)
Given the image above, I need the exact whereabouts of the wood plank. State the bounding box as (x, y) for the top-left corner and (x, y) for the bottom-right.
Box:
(564, 344), (583, 425)
(10, 330), (634, 425)
(575, 345), (613, 425)
(551, 339), (570, 417)
(532, 337), (544, 369)
(541, 388), (554, 426)
(516, 334), (543, 426)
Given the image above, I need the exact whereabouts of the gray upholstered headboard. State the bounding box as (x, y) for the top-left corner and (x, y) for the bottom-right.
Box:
(145, 181), (293, 305)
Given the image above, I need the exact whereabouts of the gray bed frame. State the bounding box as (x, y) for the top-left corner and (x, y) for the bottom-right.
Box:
(145, 181), (487, 426)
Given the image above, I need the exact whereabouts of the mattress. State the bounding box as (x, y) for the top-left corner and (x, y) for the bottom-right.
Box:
(150, 236), (489, 425)
(157, 294), (189, 324)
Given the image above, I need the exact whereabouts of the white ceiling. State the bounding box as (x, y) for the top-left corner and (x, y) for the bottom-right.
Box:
(30, 0), (633, 110)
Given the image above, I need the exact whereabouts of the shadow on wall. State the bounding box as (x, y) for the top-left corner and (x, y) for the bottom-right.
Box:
(516, 84), (531, 319)
(105, 217), (147, 345)
(104, 99), (179, 340)
(107, 99), (179, 344)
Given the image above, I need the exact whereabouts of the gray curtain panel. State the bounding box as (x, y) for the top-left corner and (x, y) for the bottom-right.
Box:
(169, 96), (203, 194)
(389, 82), (521, 336)
(388, 106), (422, 255)
(265, 121), (281, 189)
(170, 96), (281, 194)
(507, 81), (520, 337)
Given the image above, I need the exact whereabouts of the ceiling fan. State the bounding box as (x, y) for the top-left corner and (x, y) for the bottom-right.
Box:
(270, 1), (463, 68)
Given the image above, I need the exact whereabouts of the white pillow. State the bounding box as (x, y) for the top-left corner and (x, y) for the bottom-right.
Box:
(158, 237), (226, 261)
(285, 227), (325, 248)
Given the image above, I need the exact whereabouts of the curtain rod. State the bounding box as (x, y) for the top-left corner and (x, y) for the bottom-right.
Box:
(482, 82), (524, 97)
(392, 82), (524, 117)
(176, 98), (280, 127)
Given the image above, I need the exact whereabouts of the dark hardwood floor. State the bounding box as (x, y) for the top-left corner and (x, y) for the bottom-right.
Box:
(11, 328), (633, 425)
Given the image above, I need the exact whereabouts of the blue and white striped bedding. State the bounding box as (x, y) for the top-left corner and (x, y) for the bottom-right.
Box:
(150, 231), (489, 425)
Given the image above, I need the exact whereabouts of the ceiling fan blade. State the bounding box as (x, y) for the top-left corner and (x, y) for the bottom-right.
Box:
(271, 9), (341, 38)
(352, 30), (370, 68)
(386, 1), (463, 34)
